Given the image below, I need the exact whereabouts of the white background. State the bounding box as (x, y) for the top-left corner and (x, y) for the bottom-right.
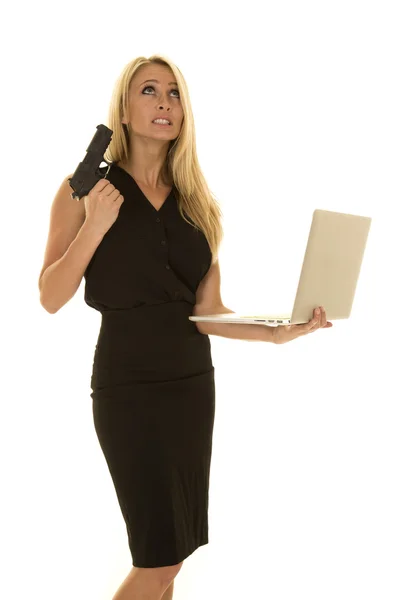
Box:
(2, 1), (399, 598)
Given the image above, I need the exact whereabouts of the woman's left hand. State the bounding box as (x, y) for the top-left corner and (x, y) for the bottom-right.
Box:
(273, 306), (333, 345)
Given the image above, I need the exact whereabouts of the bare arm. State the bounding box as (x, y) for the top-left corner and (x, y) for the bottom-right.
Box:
(192, 260), (331, 344)
(39, 222), (104, 313)
(195, 312), (275, 343)
(192, 260), (275, 343)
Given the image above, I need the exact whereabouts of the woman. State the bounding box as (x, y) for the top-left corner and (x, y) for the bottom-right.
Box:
(39, 54), (331, 600)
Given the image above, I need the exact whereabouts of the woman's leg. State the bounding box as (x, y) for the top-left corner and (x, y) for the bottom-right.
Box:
(111, 562), (183, 600)
(161, 580), (174, 600)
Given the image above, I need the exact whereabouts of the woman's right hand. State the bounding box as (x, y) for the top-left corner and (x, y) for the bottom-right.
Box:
(83, 178), (124, 236)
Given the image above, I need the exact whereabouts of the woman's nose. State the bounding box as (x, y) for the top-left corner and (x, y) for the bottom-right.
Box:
(158, 94), (171, 107)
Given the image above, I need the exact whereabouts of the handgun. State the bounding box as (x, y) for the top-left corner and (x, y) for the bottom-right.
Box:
(68, 124), (114, 201)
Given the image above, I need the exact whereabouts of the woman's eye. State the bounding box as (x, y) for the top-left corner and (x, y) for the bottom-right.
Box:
(143, 85), (180, 98)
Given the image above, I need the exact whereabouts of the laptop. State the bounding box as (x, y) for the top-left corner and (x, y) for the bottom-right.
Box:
(189, 209), (372, 327)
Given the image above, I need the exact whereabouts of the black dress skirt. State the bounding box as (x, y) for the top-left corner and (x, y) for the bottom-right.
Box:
(84, 163), (215, 568)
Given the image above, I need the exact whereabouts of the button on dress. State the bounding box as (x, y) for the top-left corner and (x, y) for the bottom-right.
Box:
(84, 163), (215, 567)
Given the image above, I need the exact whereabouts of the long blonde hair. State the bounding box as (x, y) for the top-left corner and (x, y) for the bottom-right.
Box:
(104, 54), (224, 265)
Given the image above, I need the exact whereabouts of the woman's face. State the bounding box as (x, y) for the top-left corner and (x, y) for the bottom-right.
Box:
(124, 64), (184, 141)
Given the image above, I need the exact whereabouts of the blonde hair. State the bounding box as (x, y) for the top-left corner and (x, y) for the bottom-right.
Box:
(104, 54), (224, 265)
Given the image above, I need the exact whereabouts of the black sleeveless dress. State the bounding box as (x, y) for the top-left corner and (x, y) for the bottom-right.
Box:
(84, 162), (215, 568)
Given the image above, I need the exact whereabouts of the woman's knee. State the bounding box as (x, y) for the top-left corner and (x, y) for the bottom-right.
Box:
(159, 560), (184, 582)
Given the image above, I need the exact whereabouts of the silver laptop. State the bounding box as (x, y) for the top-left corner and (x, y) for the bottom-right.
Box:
(189, 209), (372, 327)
